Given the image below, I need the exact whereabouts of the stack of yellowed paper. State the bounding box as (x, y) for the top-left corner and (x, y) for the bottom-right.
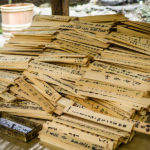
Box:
(0, 14), (150, 149)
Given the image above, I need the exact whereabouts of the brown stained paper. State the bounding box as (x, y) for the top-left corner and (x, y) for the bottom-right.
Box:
(39, 134), (80, 150)
(10, 112), (53, 120)
(91, 61), (150, 85)
(28, 65), (80, 83)
(0, 51), (43, 56)
(0, 14), (150, 150)
(0, 81), (11, 87)
(45, 122), (114, 149)
(79, 14), (127, 23)
(57, 31), (109, 48)
(54, 117), (121, 141)
(84, 63), (150, 91)
(14, 31), (57, 36)
(39, 53), (87, 57)
(51, 84), (80, 98)
(24, 71), (61, 103)
(39, 129), (106, 150)
(108, 32), (150, 54)
(94, 100), (134, 119)
(66, 95), (124, 119)
(33, 17), (111, 35)
(76, 81), (150, 105)
(0, 92), (16, 102)
(43, 122), (113, 147)
(29, 60), (82, 80)
(0, 70), (21, 84)
(15, 77), (55, 113)
(59, 22), (111, 35)
(100, 51), (150, 70)
(111, 101), (145, 111)
(0, 56), (31, 62)
(0, 64), (28, 71)
(55, 39), (103, 55)
(83, 69), (149, 92)
(101, 52), (150, 69)
(33, 15), (77, 22)
(0, 101), (44, 112)
(10, 85), (35, 102)
(57, 115), (130, 137)
(76, 78), (145, 98)
(32, 21), (71, 27)
(74, 21), (113, 29)
(25, 71), (84, 99)
(0, 103), (53, 120)
(64, 106), (134, 132)
(0, 84), (8, 93)
(37, 56), (89, 66)
(76, 86), (149, 108)
(117, 25), (150, 39)
(57, 97), (74, 108)
(126, 119), (150, 135)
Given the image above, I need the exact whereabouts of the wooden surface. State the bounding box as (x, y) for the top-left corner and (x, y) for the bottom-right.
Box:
(0, 117), (149, 150)
(0, 132), (150, 150)
(51, 0), (69, 16)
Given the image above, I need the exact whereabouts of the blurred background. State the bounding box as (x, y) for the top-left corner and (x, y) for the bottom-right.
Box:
(0, 0), (150, 22)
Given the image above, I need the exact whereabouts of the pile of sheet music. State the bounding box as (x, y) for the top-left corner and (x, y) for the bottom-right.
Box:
(0, 14), (150, 149)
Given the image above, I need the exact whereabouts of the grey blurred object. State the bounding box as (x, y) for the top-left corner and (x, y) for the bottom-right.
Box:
(100, 0), (139, 5)
(70, 0), (90, 5)
(100, 0), (127, 5)
(128, 0), (138, 3)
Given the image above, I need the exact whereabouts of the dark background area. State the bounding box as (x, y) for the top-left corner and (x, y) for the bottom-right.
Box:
(0, 0), (90, 6)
